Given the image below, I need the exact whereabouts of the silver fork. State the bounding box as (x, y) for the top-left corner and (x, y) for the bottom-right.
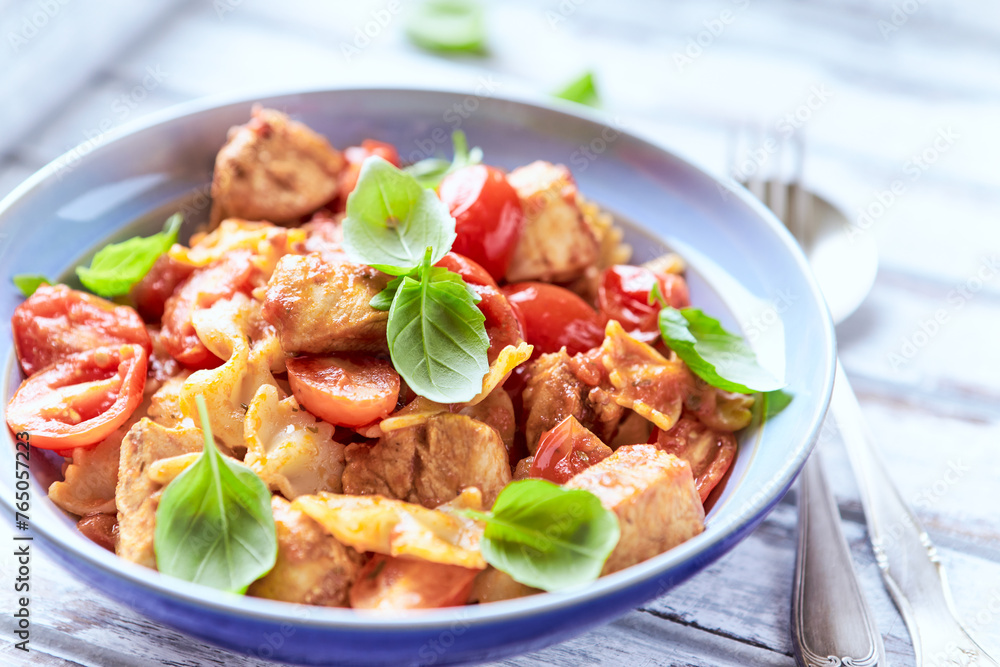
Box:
(733, 128), (998, 667)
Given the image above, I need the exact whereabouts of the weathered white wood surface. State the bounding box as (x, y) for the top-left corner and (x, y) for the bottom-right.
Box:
(2, 0), (999, 665)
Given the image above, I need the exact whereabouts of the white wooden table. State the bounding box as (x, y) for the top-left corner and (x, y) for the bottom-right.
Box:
(2, 1), (999, 665)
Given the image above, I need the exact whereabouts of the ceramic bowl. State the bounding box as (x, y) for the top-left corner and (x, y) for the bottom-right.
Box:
(0, 88), (835, 666)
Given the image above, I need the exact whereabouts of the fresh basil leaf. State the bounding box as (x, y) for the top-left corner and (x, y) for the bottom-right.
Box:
(403, 130), (483, 189)
(464, 479), (620, 592)
(386, 251), (489, 403)
(342, 156), (456, 274)
(763, 388), (794, 418)
(658, 307), (785, 393)
(554, 70), (599, 107)
(370, 275), (404, 311)
(76, 213), (182, 297)
(12, 274), (51, 297)
(154, 395), (277, 594)
(406, 0), (486, 53)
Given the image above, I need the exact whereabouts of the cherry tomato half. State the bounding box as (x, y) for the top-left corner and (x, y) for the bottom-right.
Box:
(528, 415), (613, 484)
(6, 343), (147, 450)
(339, 140), (401, 203)
(436, 252), (523, 362)
(12, 284), (151, 377)
(598, 265), (690, 343)
(286, 353), (401, 428)
(501, 282), (604, 356)
(130, 253), (196, 323)
(648, 415), (737, 502)
(161, 250), (255, 369)
(438, 165), (525, 282)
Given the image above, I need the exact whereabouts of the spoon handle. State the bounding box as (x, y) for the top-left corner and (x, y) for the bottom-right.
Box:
(832, 360), (999, 667)
(792, 452), (886, 667)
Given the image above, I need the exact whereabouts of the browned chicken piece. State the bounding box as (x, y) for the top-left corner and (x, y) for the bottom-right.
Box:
(505, 161), (599, 283)
(146, 372), (190, 428)
(522, 349), (622, 453)
(262, 253), (390, 354)
(209, 107), (344, 226)
(247, 497), (364, 606)
(566, 444), (705, 574)
(115, 419), (204, 568)
(343, 413), (511, 509)
(458, 386), (516, 453)
(467, 567), (540, 604)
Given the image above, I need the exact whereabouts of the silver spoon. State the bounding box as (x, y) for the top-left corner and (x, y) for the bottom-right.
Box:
(739, 131), (997, 667)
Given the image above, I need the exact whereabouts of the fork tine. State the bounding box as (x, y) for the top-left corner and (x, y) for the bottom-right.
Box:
(789, 133), (811, 244)
(743, 125), (767, 201)
(764, 134), (790, 227)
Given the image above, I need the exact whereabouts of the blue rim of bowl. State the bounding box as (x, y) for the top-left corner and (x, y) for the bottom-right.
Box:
(0, 84), (836, 631)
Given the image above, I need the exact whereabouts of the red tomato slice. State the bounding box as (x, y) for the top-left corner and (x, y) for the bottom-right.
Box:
(438, 165), (525, 281)
(339, 140), (402, 203)
(6, 343), (147, 450)
(130, 253), (196, 323)
(598, 265), (690, 343)
(161, 250), (255, 369)
(286, 353), (400, 428)
(529, 415), (613, 484)
(648, 415), (737, 502)
(12, 284), (151, 377)
(436, 252), (523, 362)
(350, 554), (479, 610)
(501, 282), (604, 356)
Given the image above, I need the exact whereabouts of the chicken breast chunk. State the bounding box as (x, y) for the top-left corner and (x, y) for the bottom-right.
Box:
(343, 413), (511, 508)
(566, 444), (704, 574)
(210, 107), (344, 226)
(247, 497), (364, 606)
(115, 419), (204, 568)
(505, 161), (599, 283)
(522, 349), (622, 452)
(262, 253), (390, 354)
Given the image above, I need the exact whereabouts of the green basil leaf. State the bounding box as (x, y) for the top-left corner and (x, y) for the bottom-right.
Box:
(342, 156), (456, 274)
(553, 70), (599, 107)
(154, 395), (277, 594)
(403, 130), (483, 189)
(12, 274), (51, 297)
(76, 213), (182, 297)
(763, 388), (794, 418)
(658, 307), (785, 393)
(386, 251), (489, 403)
(406, 0), (486, 53)
(370, 275), (404, 311)
(466, 479), (620, 592)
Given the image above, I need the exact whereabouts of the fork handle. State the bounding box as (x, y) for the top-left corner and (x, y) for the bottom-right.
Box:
(792, 452), (886, 667)
(832, 360), (998, 667)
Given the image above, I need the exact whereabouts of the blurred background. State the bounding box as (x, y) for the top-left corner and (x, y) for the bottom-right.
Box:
(1, 1), (998, 665)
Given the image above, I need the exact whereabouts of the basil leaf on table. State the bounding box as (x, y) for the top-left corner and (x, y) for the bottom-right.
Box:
(76, 213), (182, 297)
(342, 156), (456, 274)
(406, 0), (486, 54)
(553, 70), (599, 107)
(12, 274), (51, 297)
(386, 251), (488, 403)
(461, 479), (620, 592)
(404, 130), (483, 189)
(154, 395), (277, 594)
(658, 306), (786, 393)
